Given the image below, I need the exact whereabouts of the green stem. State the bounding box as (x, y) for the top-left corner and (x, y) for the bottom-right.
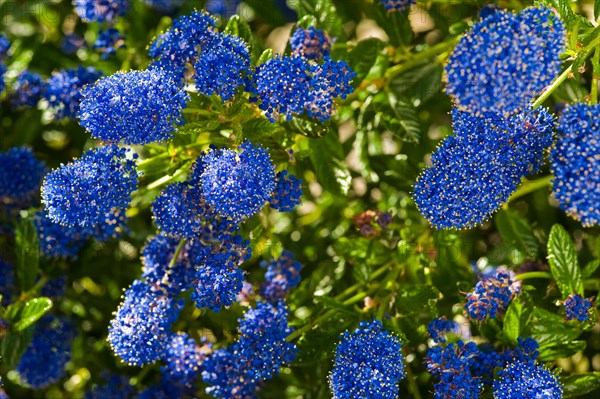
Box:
(509, 175), (553, 202)
(405, 363), (423, 399)
(516, 271), (552, 281)
(169, 238), (187, 268)
(532, 65), (573, 108)
(146, 166), (188, 190)
(335, 263), (391, 301)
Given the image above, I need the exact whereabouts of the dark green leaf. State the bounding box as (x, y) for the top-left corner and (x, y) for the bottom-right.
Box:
(308, 131), (351, 196)
(15, 217), (40, 293)
(582, 260), (600, 279)
(503, 294), (534, 344)
(297, 0), (345, 38)
(315, 296), (355, 314)
(224, 15), (254, 51)
(5, 297), (53, 331)
(348, 38), (385, 88)
(388, 62), (443, 106)
(394, 285), (439, 315)
(384, 93), (421, 143)
(538, 340), (586, 362)
(0, 325), (35, 369)
(547, 224), (583, 298)
(530, 308), (581, 347)
(562, 372), (600, 398)
(496, 209), (540, 260)
(370, 2), (413, 46)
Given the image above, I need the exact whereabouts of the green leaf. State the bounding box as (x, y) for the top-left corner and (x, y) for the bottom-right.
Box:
(14, 217), (40, 293)
(387, 62), (443, 106)
(370, 2), (413, 46)
(596, 0), (600, 20)
(297, 0), (345, 38)
(257, 48), (274, 65)
(394, 285), (440, 315)
(496, 209), (540, 260)
(582, 260), (600, 279)
(5, 297), (53, 331)
(538, 340), (586, 362)
(0, 325), (35, 369)
(562, 372), (600, 398)
(348, 38), (385, 88)
(224, 15), (254, 51)
(530, 308), (581, 347)
(384, 92), (421, 144)
(308, 131), (351, 196)
(503, 294), (534, 345)
(547, 224), (583, 298)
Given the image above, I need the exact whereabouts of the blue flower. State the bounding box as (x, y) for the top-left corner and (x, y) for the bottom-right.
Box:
(260, 250), (302, 303)
(85, 373), (135, 399)
(94, 28), (126, 59)
(0, 34), (10, 61)
(193, 32), (251, 101)
(44, 66), (102, 120)
(152, 181), (237, 239)
(270, 170), (302, 212)
(446, 7), (565, 115)
(108, 280), (182, 366)
(330, 320), (405, 399)
(11, 70), (46, 108)
(466, 267), (521, 321)
(61, 33), (86, 55)
(148, 10), (218, 81)
(427, 317), (460, 344)
(41, 145), (138, 239)
(379, 0), (415, 13)
(35, 211), (87, 259)
(41, 275), (67, 299)
(425, 340), (482, 399)
(137, 377), (187, 399)
(16, 315), (75, 389)
(501, 337), (540, 365)
(0, 258), (14, 306)
(0, 147), (46, 210)
(253, 55), (355, 122)
(142, 233), (211, 296)
(73, 0), (130, 23)
(199, 141), (276, 222)
(202, 301), (296, 398)
(551, 103), (600, 227)
(206, 0), (241, 19)
(79, 70), (188, 145)
(493, 360), (562, 398)
(161, 332), (205, 388)
(564, 293), (593, 322)
(290, 27), (332, 60)
(192, 235), (251, 311)
(413, 107), (554, 229)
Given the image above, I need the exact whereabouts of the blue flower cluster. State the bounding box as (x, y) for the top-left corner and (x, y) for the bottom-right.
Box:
(61, 33), (86, 55)
(108, 280), (182, 366)
(551, 103), (600, 227)
(79, 70), (189, 144)
(427, 317), (460, 344)
(199, 141), (276, 222)
(270, 170), (303, 212)
(202, 301), (296, 398)
(379, 0), (415, 13)
(260, 250), (302, 303)
(446, 7), (565, 115)
(41, 275), (67, 299)
(12, 70), (46, 108)
(41, 145), (138, 239)
(142, 233), (210, 296)
(290, 27), (332, 60)
(206, 0), (241, 19)
(0, 147), (46, 211)
(192, 235), (251, 311)
(564, 293), (593, 322)
(73, 0), (130, 23)
(0, 258), (14, 306)
(94, 28), (125, 59)
(16, 315), (75, 389)
(44, 66), (102, 120)
(493, 360), (562, 398)
(254, 54), (355, 122)
(413, 107), (554, 229)
(329, 320), (405, 399)
(425, 340), (483, 399)
(465, 267), (521, 321)
(193, 33), (251, 101)
(161, 332), (205, 388)
(35, 211), (87, 259)
(85, 373), (135, 399)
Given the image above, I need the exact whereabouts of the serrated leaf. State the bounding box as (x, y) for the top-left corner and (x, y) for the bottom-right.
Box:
(348, 38), (385, 88)
(562, 372), (600, 398)
(385, 93), (421, 143)
(538, 340), (586, 361)
(503, 294), (533, 345)
(547, 224), (583, 298)
(582, 260), (600, 279)
(15, 217), (40, 293)
(496, 209), (540, 260)
(530, 308), (581, 347)
(388, 62), (443, 106)
(6, 297), (53, 331)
